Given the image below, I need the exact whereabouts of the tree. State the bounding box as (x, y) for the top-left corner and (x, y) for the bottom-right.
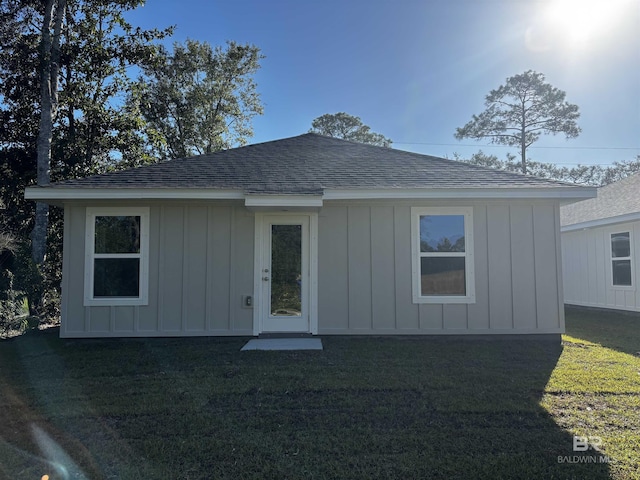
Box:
(0, 232), (16, 255)
(455, 70), (580, 174)
(309, 112), (392, 147)
(3, 0), (171, 257)
(55, 1), (173, 174)
(456, 150), (640, 187)
(0, 0), (40, 239)
(0, 0), (172, 316)
(134, 40), (264, 159)
(460, 150), (517, 172)
(32, 0), (65, 264)
(601, 157), (640, 185)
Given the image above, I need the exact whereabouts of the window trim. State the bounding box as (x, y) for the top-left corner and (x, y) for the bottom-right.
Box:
(84, 207), (150, 306)
(609, 230), (634, 289)
(411, 207), (475, 304)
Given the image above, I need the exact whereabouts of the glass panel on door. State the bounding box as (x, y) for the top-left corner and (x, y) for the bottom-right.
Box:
(270, 224), (302, 316)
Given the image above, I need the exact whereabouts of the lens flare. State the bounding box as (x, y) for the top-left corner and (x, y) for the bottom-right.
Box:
(545, 0), (628, 47)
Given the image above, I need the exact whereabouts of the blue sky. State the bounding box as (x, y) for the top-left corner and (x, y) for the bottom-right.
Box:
(126, 0), (639, 167)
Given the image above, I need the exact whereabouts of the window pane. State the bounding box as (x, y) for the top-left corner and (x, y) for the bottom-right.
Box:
(421, 257), (466, 295)
(612, 259), (632, 286)
(420, 215), (465, 252)
(95, 216), (141, 254)
(94, 258), (140, 297)
(270, 225), (302, 316)
(611, 232), (630, 258)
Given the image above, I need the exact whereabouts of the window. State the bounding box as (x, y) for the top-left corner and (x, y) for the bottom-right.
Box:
(411, 207), (475, 303)
(84, 207), (149, 306)
(611, 231), (632, 287)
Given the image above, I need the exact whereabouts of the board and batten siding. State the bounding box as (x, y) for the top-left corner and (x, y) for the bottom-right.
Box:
(61, 204), (255, 337)
(61, 200), (564, 337)
(318, 201), (564, 335)
(562, 221), (640, 312)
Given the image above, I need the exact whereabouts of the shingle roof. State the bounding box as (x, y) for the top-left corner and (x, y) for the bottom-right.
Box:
(560, 172), (640, 227)
(45, 133), (585, 193)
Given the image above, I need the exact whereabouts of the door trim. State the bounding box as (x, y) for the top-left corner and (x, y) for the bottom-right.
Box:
(253, 212), (318, 335)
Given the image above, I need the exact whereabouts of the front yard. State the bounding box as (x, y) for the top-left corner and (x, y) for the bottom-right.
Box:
(0, 308), (638, 479)
(546, 308), (640, 479)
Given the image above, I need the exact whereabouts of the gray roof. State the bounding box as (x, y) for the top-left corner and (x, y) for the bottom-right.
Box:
(43, 133), (584, 193)
(560, 172), (640, 227)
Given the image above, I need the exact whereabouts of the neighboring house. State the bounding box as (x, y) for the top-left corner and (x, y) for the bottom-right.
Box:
(561, 173), (640, 312)
(25, 133), (594, 338)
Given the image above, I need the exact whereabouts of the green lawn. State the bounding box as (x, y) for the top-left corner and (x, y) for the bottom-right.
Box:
(0, 309), (638, 479)
(544, 308), (640, 480)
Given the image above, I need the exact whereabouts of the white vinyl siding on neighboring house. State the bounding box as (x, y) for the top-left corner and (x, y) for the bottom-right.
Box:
(84, 207), (150, 306)
(410, 207), (475, 304)
(562, 221), (640, 312)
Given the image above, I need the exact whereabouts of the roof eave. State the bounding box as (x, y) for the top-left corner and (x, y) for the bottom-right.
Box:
(24, 187), (246, 203)
(25, 185), (597, 204)
(561, 211), (640, 232)
(322, 186), (597, 201)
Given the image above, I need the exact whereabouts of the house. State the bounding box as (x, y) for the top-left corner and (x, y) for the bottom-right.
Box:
(25, 133), (595, 338)
(561, 172), (640, 312)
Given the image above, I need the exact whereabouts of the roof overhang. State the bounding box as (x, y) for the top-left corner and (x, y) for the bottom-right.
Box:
(322, 186), (597, 201)
(25, 185), (596, 205)
(24, 187), (245, 204)
(561, 211), (640, 232)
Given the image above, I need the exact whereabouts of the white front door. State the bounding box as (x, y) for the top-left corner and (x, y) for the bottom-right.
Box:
(257, 215), (311, 333)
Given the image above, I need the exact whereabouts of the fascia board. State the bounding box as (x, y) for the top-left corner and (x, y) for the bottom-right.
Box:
(24, 187), (245, 201)
(561, 212), (640, 232)
(322, 187), (597, 200)
(25, 186), (597, 203)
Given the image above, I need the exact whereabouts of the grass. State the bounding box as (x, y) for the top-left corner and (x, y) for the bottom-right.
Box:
(0, 309), (637, 479)
(542, 307), (640, 480)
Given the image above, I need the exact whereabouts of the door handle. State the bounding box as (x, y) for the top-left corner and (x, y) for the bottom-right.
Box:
(262, 276), (269, 281)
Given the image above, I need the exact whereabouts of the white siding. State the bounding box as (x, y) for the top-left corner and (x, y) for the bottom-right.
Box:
(487, 205), (513, 329)
(317, 200), (563, 335)
(562, 220), (640, 312)
(371, 206), (396, 330)
(346, 206), (373, 330)
(61, 199), (565, 337)
(510, 205), (537, 329)
(61, 204), (254, 337)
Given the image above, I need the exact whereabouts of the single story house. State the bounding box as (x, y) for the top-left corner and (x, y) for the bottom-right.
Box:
(561, 172), (640, 312)
(25, 133), (595, 338)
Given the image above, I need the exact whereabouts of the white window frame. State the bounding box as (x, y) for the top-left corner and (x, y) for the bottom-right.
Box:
(411, 207), (475, 304)
(84, 207), (150, 306)
(609, 230), (634, 289)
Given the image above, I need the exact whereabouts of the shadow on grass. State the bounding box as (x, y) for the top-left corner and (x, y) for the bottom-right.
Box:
(0, 328), (613, 479)
(565, 305), (640, 356)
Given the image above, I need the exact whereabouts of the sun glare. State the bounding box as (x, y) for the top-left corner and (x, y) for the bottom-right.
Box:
(545, 0), (630, 47)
